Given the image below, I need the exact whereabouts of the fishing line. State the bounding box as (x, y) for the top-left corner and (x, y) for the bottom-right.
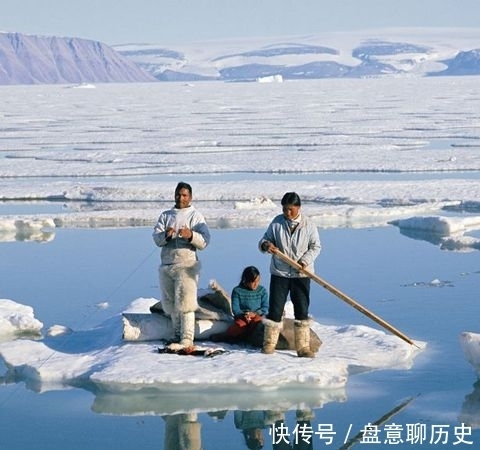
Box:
(103, 246), (157, 313)
(0, 244), (158, 409)
(58, 244), (157, 334)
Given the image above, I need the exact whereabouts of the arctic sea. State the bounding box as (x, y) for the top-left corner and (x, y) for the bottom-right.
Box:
(1, 78), (480, 449)
(1, 226), (479, 449)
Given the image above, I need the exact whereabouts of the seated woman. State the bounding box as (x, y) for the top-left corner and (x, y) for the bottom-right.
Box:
(225, 266), (269, 342)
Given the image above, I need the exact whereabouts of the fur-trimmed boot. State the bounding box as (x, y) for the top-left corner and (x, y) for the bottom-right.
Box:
(179, 311), (195, 348)
(296, 408), (315, 422)
(262, 318), (282, 354)
(294, 320), (315, 358)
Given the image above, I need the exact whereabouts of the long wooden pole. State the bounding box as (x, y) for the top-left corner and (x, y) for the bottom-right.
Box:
(273, 249), (419, 348)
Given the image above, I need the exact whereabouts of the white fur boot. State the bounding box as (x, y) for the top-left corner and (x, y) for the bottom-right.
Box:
(262, 318), (282, 354)
(179, 311), (195, 348)
(294, 319), (315, 358)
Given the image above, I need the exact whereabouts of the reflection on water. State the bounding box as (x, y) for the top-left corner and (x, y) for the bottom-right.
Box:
(1, 226), (480, 449)
(460, 380), (480, 430)
(90, 388), (338, 449)
(234, 409), (316, 450)
(0, 228), (55, 243)
(89, 395), (422, 449)
(90, 385), (346, 417)
(160, 408), (316, 450)
(163, 413), (203, 450)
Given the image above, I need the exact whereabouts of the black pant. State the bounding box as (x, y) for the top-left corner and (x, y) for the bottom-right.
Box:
(267, 275), (310, 322)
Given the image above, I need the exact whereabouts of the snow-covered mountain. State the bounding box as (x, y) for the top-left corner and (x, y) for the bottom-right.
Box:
(2, 28), (480, 85)
(0, 32), (156, 85)
(115, 28), (480, 81)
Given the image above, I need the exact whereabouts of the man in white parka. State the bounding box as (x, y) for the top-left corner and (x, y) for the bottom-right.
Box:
(153, 182), (211, 350)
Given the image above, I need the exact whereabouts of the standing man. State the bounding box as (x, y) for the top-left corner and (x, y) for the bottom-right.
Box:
(259, 192), (321, 357)
(153, 182), (210, 350)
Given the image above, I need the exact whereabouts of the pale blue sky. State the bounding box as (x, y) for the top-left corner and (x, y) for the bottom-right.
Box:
(2, 0), (479, 45)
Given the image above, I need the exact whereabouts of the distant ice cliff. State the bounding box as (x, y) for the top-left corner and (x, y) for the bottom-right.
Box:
(0, 32), (156, 85)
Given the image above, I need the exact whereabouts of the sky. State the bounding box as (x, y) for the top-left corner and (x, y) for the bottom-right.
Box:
(2, 0), (480, 46)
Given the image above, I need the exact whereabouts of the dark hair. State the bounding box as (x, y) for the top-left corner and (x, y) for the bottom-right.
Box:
(281, 192), (301, 207)
(240, 266), (260, 286)
(175, 181), (192, 195)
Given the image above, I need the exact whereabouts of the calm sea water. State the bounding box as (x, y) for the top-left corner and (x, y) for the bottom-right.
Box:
(1, 225), (479, 449)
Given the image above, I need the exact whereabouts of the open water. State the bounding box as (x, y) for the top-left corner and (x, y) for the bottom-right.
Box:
(1, 76), (480, 449)
(1, 225), (479, 449)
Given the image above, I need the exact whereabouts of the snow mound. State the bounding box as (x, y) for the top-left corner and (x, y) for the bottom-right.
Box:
(391, 215), (480, 235)
(0, 299), (43, 337)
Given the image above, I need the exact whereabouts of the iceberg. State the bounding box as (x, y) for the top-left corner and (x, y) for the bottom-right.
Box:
(460, 332), (480, 376)
(257, 74), (283, 83)
(0, 297), (425, 412)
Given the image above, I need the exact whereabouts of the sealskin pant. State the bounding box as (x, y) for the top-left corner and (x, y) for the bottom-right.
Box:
(267, 275), (310, 322)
